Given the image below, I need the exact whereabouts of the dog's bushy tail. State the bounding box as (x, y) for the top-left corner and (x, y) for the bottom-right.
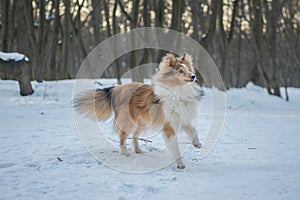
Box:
(73, 87), (114, 121)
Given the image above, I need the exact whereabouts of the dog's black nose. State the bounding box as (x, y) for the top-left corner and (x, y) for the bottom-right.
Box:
(191, 74), (196, 80)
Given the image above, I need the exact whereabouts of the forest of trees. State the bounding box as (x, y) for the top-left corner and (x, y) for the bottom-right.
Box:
(0, 0), (299, 98)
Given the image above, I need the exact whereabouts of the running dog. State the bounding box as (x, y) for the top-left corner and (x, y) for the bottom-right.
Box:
(73, 52), (202, 169)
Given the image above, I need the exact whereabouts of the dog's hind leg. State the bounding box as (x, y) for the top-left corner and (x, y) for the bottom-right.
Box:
(183, 125), (202, 148)
(120, 131), (130, 156)
(163, 122), (185, 169)
(132, 127), (143, 154)
(133, 136), (142, 154)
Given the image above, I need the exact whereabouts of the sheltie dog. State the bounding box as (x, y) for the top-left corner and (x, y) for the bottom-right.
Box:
(73, 52), (202, 169)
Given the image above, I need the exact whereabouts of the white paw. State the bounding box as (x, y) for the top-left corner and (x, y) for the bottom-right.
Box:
(135, 148), (142, 154)
(193, 142), (202, 148)
(121, 151), (131, 157)
(176, 163), (185, 169)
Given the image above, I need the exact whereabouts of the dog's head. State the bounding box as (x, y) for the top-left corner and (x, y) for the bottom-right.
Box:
(158, 52), (196, 86)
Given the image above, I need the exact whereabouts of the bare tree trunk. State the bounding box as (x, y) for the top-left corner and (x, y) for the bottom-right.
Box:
(15, 0), (34, 96)
(112, 0), (122, 84)
(154, 0), (164, 27)
(103, 0), (112, 37)
(265, 0), (281, 96)
(35, 0), (46, 82)
(250, 0), (281, 97)
(154, 0), (165, 64)
(7, 0), (15, 52)
(0, 0), (15, 52)
(71, 0), (87, 59)
(91, 0), (102, 44)
(23, 0), (38, 80)
(202, 0), (220, 49)
(219, 0), (238, 88)
(47, 0), (60, 80)
(129, 0), (143, 82)
(141, 0), (151, 71)
(62, 0), (70, 79)
(189, 0), (200, 42)
(1, 0), (9, 51)
(170, 0), (184, 32)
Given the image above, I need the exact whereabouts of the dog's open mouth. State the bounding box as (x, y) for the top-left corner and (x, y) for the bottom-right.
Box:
(185, 79), (196, 83)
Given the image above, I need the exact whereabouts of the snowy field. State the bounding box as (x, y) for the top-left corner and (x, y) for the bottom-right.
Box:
(0, 79), (300, 200)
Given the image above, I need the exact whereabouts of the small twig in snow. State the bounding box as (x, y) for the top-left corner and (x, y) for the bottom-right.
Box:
(57, 157), (63, 162)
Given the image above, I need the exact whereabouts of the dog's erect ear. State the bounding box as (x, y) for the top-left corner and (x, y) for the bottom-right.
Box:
(182, 52), (186, 61)
(159, 53), (177, 71)
(164, 53), (176, 67)
(181, 52), (192, 64)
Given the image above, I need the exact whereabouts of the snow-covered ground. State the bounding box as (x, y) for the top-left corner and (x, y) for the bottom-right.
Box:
(0, 79), (299, 200)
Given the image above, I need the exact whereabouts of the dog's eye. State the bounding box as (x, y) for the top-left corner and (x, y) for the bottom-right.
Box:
(178, 69), (184, 74)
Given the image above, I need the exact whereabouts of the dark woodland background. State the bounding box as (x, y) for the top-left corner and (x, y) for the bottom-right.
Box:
(0, 0), (299, 98)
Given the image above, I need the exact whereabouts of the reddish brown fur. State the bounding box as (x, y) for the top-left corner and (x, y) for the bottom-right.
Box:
(111, 83), (165, 135)
(120, 131), (128, 146)
(163, 122), (176, 138)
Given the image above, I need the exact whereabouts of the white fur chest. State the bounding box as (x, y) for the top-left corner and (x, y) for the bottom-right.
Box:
(154, 84), (202, 129)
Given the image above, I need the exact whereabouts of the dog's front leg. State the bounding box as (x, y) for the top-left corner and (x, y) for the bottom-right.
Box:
(183, 125), (202, 148)
(163, 122), (185, 169)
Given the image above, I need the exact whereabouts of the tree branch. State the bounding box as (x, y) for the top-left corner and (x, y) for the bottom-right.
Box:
(117, 0), (132, 22)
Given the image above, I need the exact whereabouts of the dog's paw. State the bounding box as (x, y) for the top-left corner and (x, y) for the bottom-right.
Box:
(121, 151), (131, 157)
(176, 163), (185, 169)
(135, 148), (142, 154)
(193, 142), (202, 148)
